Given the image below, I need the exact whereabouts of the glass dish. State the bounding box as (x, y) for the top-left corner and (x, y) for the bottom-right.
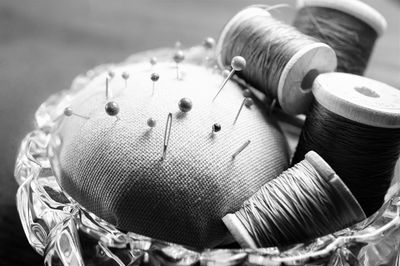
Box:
(15, 48), (400, 266)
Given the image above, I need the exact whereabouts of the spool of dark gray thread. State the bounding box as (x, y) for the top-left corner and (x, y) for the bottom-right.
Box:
(293, 0), (387, 75)
(292, 73), (400, 217)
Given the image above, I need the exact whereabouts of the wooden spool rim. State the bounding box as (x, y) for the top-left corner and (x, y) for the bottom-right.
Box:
(296, 0), (387, 36)
(222, 214), (258, 249)
(313, 73), (400, 128)
(277, 42), (336, 115)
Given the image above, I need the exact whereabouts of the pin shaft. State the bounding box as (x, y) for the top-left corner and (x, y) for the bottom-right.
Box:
(212, 70), (234, 102)
(232, 140), (251, 159)
(176, 63), (180, 80)
(106, 78), (109, 100)
(233, 98), (247, 125)
(74, 113), (90, 120)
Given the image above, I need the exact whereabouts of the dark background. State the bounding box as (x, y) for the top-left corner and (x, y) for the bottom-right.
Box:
(0, 0), (399, 265)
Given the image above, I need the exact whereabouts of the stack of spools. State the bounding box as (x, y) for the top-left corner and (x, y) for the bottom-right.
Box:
(217, 0), (400, 248)
(47, 0), (400, 250)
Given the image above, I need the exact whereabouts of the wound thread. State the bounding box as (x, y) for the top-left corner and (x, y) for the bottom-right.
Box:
(216, 6), (336, 115)
(231, 153), (364, 247)
(293, 6), (380, 75)
(292, 102), (400, 216)
(219, 7), (314, 99)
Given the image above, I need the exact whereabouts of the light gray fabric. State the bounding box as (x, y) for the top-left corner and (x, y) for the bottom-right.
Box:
(53, 61), (289, 248)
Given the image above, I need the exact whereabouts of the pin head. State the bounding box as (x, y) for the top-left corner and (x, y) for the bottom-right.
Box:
(222, 69), (231, 78)
(173, 50), (185, 64)
(147, 118), (156, 128)
(122, 72), (130, 80)
(243, 89), (251, 97)
(245, 98), (254, 108)
(150, 57), (157, 66)
(231, 56), (246, 71)
(212, 123), (221, 133)
(203, 37), (216, 49)
(151, 73), (160, 82)
(174, 41), (182, 49)
(108, 71), (115, 79)
(64, 107), (73, 116)
(178, 98), (193, 113)
(105, 101), (120, 116)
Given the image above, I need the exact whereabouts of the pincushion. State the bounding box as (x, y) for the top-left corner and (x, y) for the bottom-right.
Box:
(48, 48), (289, 248)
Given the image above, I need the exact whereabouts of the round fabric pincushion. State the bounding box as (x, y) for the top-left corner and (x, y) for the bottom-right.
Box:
(48, 49), (289, 248)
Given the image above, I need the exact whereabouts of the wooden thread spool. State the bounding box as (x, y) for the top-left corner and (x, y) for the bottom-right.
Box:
(215, 6), (337, 115)
(223, 151), (365, 248)
(294, 0), (387, 75)
(292, 73), (400, 216)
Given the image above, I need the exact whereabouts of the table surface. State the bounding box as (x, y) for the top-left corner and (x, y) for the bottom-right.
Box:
(0, 0), (399, 264)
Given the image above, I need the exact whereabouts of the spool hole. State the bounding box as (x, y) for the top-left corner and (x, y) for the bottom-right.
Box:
(354, 86), (380, 98)
(300, 69), (319, 93)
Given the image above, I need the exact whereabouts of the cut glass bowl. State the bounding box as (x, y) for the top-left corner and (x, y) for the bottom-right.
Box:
(15, 48), (400, 266)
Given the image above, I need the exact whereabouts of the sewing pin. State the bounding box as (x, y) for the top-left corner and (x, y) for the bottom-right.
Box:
(233, 98), (252, 125)
(173, 50), (185, 80)
(122, 72), (129, 89)
(150, 72), (160, 96)
(150, 57), (157, 66)
(108, 71), (115, 79)
(244, 98), (254, 108)
(105, 77), (111, 100)
(203, 37), (216, 66)
(105, 101), (120, 121)
(147, 118), (156, 128)
(232, 140), (251, 159)
(211, 123), (221, 134)
(212, 56), (246, 102)
(203, 37), (216, 50)
(64, 107), (90, 120)
(162, 113), (173, 161)
(178, 98), (193, 113)
(243, 88), (251, 97)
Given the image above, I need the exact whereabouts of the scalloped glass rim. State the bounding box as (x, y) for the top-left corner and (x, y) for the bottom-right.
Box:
(14, 49), (400, 266)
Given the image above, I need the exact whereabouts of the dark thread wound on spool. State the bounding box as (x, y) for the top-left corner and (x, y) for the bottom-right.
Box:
(219, 8), (316, 100)
(231, 153), (364, 247)
(292, 102), (400, 216)
(293, 7), (377, 75)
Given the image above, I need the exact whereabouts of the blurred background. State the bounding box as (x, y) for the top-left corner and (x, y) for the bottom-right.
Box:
(0, 0), (399, 264)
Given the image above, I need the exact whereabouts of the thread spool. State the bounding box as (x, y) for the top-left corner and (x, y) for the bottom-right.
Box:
(223, 151), (365, 248)
(292, 73), (400, 216)
(216, 6), (337, 115)
(293, 0), (387, 75)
